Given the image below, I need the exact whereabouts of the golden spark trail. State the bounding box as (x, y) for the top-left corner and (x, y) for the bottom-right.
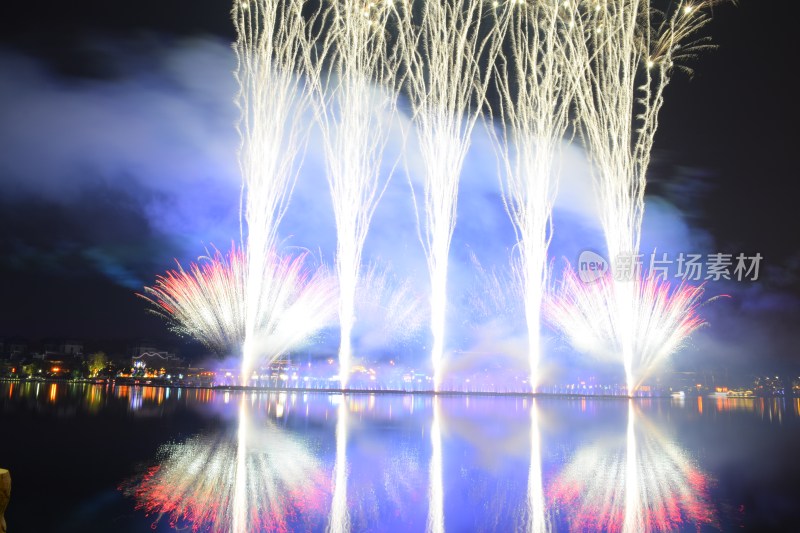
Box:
(308, 0), (403, 388)
(233, 0), (320, 382)
(491, 0), (574, 391)
(558, 0), (729, 393)
(397, 0), (504, 390)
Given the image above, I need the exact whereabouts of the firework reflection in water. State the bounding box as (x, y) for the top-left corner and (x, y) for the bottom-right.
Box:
(121, 397), (330, 532)
(548, 401), (717, 532)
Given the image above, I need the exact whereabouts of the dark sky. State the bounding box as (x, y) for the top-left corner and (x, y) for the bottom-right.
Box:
(1, 1), (798, 368)
(652, 1), (800, 264)
(0, 1), (237, 352)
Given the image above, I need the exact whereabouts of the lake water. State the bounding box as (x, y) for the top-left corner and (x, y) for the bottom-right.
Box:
(1, 380), (799, 532)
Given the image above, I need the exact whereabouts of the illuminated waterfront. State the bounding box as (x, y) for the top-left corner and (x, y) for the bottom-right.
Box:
(2, 381), (800, 531)
(0, 0), (796, 530)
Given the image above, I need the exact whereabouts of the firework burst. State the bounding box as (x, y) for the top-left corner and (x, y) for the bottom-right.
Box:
(559, 0), (730, 391)
(355, 263), (427, 347)
(544, 265), (709, 391)
(563, 0), (729, 265)
(140, 246), (338, 375)
(139, 246), (247, 351)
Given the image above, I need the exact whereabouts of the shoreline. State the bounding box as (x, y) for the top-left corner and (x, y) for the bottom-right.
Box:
(0, 377), (771, 400)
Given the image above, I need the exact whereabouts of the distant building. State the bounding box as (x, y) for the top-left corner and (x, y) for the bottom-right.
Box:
(7, 338), (29, 358)
(43, 338), (61, 354)
(753, 375), (786, 396)
(42, 353), (79, 377)
(667, 371), (701, 391)
(131, 351), (185, 377)
(60, 340), (83, 356)
(42, 338), (84, 357)
(128, 341), (171, 358)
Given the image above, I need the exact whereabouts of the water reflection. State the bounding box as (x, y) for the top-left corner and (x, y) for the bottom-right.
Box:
(525, 400), (548, 533)
(122, 394), (719, 532)
(232, 397), (249, 533)
(5, 382), (787, 530)
(122, 393), (329, 532)
(549, 400), (716, 532)
(328, 397), (349, 533)
(427, 397), (444, 533)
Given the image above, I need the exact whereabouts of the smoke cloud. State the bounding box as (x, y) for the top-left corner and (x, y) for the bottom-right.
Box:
(1, 36), (796, 378)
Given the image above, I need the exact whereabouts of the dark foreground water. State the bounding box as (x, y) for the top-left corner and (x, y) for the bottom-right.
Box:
(1, 381), (800, 532)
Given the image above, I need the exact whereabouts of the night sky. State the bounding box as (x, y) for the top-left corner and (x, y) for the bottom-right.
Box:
(1, 1), (798, 373)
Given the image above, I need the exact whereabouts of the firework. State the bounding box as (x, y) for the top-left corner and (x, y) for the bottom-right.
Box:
(139, 246), (246, 351)
(121, 397), (330, 532)
(244, 252), (338, 378)
(307, 1), (403, 387)
(561, 0), (729, 391)
(397, 0), (504, 390)
(548, 401), (717, 532)
(489, 1), (574, 391)
(355, 263), (428, 347)
(467, 251), (525, 323)
(544, 265), (708, 391)
(232, 398), (248, 533)
(140, 246), (338, 378)
(544, 264), (618, 361)
(233, 0), (318, 382)
(564, 0), (727, 267)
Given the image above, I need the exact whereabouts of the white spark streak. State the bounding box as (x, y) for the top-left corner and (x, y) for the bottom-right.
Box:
(233, 0), (318, 382)
(397, 0), (504, 390)
(491, 0), (573, 390)
(562, 1), (728, 392)
(308, 1), (403, 387)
